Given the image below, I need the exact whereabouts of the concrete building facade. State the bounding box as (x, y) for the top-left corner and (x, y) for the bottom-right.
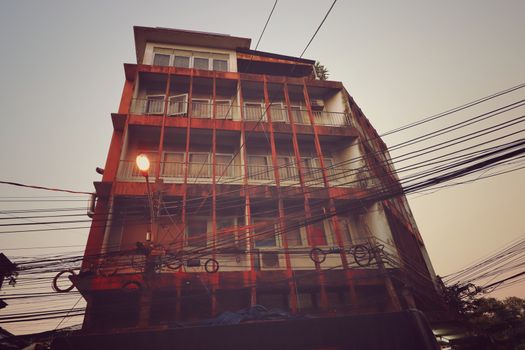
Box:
(72, 27), (445, 338)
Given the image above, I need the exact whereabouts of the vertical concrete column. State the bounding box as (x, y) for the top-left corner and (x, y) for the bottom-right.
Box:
(262, 77), (297, 312)
(155, 73), (171, 179)
(238, 78), (256, 306)
(302, 80), (355, 306)
(283, 81), (328, 309)
(181, 71), (194, 247)
(211, 74), (218, 316)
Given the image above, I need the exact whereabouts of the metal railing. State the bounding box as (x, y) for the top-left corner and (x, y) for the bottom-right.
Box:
(247, 164), (273, 181)
(117, 159), (376, 190)
(129, 98), (351, 127)
(270, 106), (288, 122)
(161, 161), (239, 180)
(130, 98), (165, 115)
(130, 98), (238, 119)
(290, 108), (311, 125)
(244, 104), (266, 121)
(313, 111), (351, 127)
(117, 160), (157, 180)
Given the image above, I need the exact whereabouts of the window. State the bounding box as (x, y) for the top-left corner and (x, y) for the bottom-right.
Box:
(188, 153), (210, 178)
(310, 221), (327, 246)
(330, 219), (353, 246)
(253, 218), (277, 247)
(162, 152), (184, 177)
(277, 157), (297, 182)
(145, 95), (165, 115)
(213, 59), (228, 72)
(301, 158), (319, 182)
(290, 105), (308, 124)
(285, 221), (302, 247)
(153, 53), (170, 66)
(244, 102), (265, 121)
(270, 103), (287, 122)
(174, 55), (190, 68)
(193, 57), (209, 70)
(168, 94), (188, 116)
(323, 158), (336, 181)
(215, 100), (232, 119)
(217, 218), (236, 247)
(151, 47), (229, 72)
(187, 218), (208, 247)
(191, 98), (211, 118)
(247, 156), (271, 181)
(216, 154), (234, 178)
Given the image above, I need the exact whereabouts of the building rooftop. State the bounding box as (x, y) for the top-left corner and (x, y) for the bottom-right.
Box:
(133, 26), (252, 64)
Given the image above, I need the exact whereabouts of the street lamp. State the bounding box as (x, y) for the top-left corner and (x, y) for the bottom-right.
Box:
(136, 154), (154, 243)
(136, 154), (151, 176)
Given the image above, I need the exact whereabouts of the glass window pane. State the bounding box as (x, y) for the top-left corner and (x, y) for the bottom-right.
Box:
(189, 153), (209, 178)
(174, 56), (190, 68)
(254, 219), (276, 247)
(194, 57), (209, 70)
(162, 153), (184, 177)
(215, 100), (232, 119)
(248, 156), (270, 180)
(146, 96), (165, 114)
(216, 155), (233, 177)
(217, 218), (236, 246)
(153, 54), (170, 66)
(192, 99), (210, 118)
(168, 94), (188, 115)
(187, 219), (207, 247)
(244, 103), (264, 121)
(213, 59), (228, 72)
(310, 221), (327, 246)
(285, 221), (302, 247)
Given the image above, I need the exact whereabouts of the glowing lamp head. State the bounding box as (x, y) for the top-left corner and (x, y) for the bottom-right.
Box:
(136, 154), (151, 173)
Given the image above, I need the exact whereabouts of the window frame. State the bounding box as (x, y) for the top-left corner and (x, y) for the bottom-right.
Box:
(247, 155), (272, 181)
(214, 99), (232, 119)
(151, 48), (229, 72)
(269, 102), (287, 122)
(191, 98), (211, 118)
(161, 152), (185, 178)
(215, 153), (235, 178)
(153, 53), (171, 67)
(145, 95), (166, 115)
(252, 217), (280, 248)
(168, 94), (188, 116)
(186, 217), (209, 248)
(188, 152), (211, 178)
(243, 102), (266, 121)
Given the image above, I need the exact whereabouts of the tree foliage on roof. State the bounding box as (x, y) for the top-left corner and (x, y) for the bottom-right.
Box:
(314, 61), (329, 80)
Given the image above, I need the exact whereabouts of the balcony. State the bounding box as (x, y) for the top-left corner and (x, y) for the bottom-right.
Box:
(116, 158), (376, 190)
(130, 98), (237, 119)
(128, 97), (351, 127)
(117, 160), (241, 184)
(244, 104), (350, 127)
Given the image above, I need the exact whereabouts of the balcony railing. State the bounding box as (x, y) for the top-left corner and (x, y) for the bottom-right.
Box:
(117, 160), (240, 182)
(117, 160), (157, 180)
(129, 98), (351, 127)
(313, 111), (351, 127)
(130, 98), (237, 119)
(117, 159), (376, 189)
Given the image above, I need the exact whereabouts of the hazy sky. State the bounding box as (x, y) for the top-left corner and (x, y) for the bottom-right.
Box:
(1, 0), (524, 334)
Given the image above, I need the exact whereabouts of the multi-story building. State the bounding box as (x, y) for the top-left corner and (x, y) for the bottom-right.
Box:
(64, 26), (448, 348)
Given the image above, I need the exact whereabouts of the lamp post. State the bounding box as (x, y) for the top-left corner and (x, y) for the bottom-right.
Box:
(136, 154), (155, 243)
